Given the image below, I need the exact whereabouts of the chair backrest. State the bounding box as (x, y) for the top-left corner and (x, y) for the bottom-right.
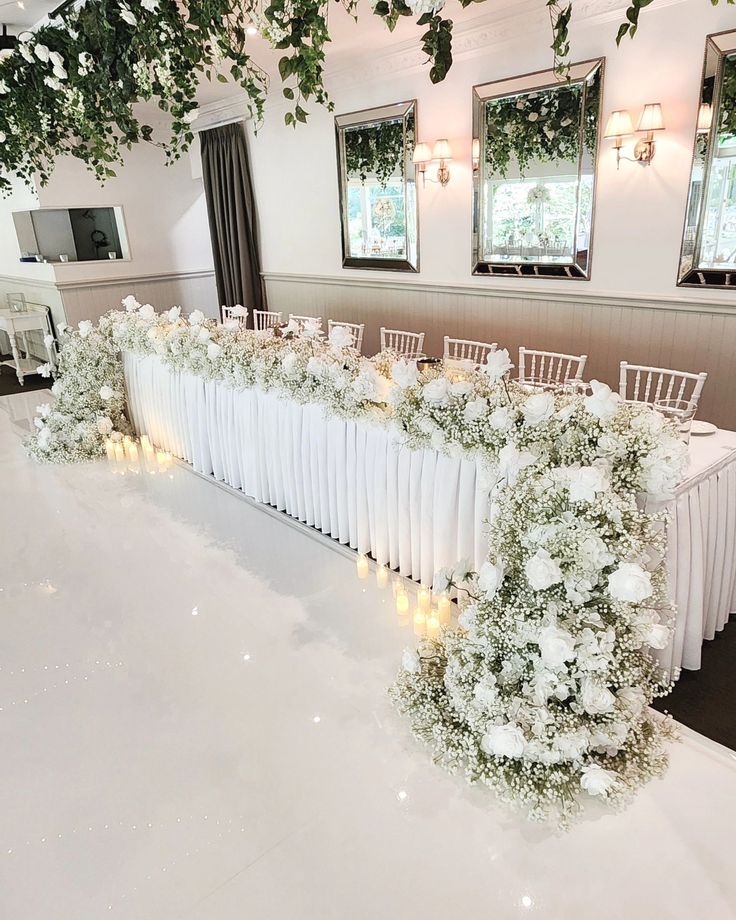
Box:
(444, 336), (497, 367)
(380, 326), (425, 358)
(328, 319), (365, 352)
(619, 361), (708, 409)
(518, 347), (587, 387)
(253, 309), (283, 331)
(222, 305), (249, 327)
(289, 313), (323, 330)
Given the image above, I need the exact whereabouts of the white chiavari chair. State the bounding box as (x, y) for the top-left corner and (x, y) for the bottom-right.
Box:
(518, 347), (587, 388)
(444, 336), (497, 368)
(327, 319), (365, 352)
(288, 313), (323, 330)
(222, 304), (249, 327)
(619, 362), (707, 410)
(380, 327), (425, 358)
(253, 309), (283, 331)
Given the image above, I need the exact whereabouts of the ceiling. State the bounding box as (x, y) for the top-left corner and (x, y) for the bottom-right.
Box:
(0, 0), (55, 32)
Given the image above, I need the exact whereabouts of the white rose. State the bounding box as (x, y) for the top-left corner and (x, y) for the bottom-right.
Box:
(402, 649), (420, 674)
(34, 43), (50, 62)
(579, 676), (616, 714)
(617, 686), (646, 714)
(608, 562), (653, 603)
(44, 76), (62, 92)
(522, 391), (555, 426)
(478, 559), (505, 599)
(36, 402), (51, 419)
(391, 359), (419, 389)
(281, 352), (299, 375)
(449, 379), (474, 398)
(481, 723), (526, 759)
(306, 356), (326, 377)
(197, 326), (211, 343)
(301, 318), (322, 340)
(78, 320), (93, 338)
(0, 80), (8, 94)
(207, 342), (222, 360)
(498, 442), (536, 486)
(422, 377), (450, 406)
(121, 294), (140, 312)
(141, 0), (159, 10)
(120, 6), (138, 25)
(538, 624), (576, 669)
(188, 309), (205, 326)
(554, 732), (588, 760)
(488, 406), (513, 430)
(96, 416), (113, 435)
(352, 366), (381, 402)
(644, 622), (670, 649)
(464, 396), (488, 422)
(457, 604), (477, 632)
(584, 380), (620, 423)
(525, 548), (562, 591)
(482, 347), (514, 383)
(567, 465), (608, 503)
(139, 303), (156, 321)
(43, 334), (55, 348)
(328, 325), (354, 349)
(167, 305), (181, 322)
(580, 764), (617, 796)
(99, 385), (114, 401)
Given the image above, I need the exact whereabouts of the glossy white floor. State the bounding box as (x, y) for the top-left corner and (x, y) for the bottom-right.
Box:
(2, 391), (736, 920)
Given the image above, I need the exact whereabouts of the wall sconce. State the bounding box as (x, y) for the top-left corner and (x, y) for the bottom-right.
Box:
(697, 102), (713, 134)
(412, 139), (452, 187)
(604, 103), (665, 168)
(472, 137), (480, 175)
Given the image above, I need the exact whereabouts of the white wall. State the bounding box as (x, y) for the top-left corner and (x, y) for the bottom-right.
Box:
(246, 0), (736, 304)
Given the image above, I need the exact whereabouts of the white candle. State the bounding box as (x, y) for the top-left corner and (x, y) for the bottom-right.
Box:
(437, 593), (452, 625)
(140, 434), (152, 453)
(104, 438), (115, 464)
(114, 443), (125, 474)
(396, 590), (409, 616)
(356, 554), (369, 579)
(127, 443), (140, 473)
(376, 565), (389, 588)
(413, 610), (426, 636)
(156, 450), (168, 473)
(418, 587), (431, 615)
(426, 612), (440, 638)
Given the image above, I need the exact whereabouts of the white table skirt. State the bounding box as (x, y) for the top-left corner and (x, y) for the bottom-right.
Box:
(123, 352), (736, 673)
(123, 352), (491, 585)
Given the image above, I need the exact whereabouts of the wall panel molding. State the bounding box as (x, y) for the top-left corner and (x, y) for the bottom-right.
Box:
(263, 271), (736, 429)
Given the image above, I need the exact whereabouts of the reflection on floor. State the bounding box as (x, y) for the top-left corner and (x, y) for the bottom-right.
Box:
(2, 390), (736, 920)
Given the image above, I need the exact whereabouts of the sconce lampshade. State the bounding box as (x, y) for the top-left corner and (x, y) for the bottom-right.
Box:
(637, 103), (665, 132)
(432, 138), (452, 161)
(604, 110), (634, 138)
(697, 102), (713, 133)
(412, 142), (431, 164)
(471, 138), (481, 160)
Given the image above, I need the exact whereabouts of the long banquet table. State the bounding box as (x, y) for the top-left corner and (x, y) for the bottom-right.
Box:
(123, 351), (736, 674)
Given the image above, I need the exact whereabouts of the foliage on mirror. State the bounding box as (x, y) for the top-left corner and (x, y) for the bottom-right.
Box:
(484, 70), (599, 177)
(344, 119), (406, 186)
(0, 0), (720, 195)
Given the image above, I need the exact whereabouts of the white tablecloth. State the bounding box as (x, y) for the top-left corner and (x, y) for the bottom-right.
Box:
(122, 352), (736, 673)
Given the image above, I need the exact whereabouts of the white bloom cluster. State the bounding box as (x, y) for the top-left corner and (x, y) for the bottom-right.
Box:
(29, 302), (685, 824)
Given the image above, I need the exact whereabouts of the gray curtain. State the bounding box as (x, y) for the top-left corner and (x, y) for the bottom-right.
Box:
(200, 122), (264, 324)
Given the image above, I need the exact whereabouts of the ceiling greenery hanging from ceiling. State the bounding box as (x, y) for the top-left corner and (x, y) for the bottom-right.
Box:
(0, 0), (712, 194)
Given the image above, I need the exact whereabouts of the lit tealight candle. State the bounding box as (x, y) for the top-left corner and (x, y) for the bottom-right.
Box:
(426, 612), (440, 638)
(104, 438), (115, 464)
(127, 443), (140, 473)
(396, 590), (409, 616)
(376, 564), (389, 588)
(156, 450), (168, 473)
(413, 610), (426, 636)
(140, 434), (152, 453)
(418, 587), (431, 615)
(356, 554), (369, 579)
(437, 592), (452, 625)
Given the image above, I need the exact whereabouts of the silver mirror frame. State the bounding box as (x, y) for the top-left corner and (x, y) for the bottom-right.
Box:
(335, 100), (419, 273)
(677, 29), (736, 288)
(471, 59), (605, 281)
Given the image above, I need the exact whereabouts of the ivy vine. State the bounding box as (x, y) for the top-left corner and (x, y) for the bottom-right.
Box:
(345, 118), (407, 186)
(485, 68), (600, 177)
(0, 0), (726, 195)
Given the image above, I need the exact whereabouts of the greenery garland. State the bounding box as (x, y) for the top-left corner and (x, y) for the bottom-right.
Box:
(0, 0), (726, 194)
(485, 68), (600, 177)
(345, 118), (407, 186)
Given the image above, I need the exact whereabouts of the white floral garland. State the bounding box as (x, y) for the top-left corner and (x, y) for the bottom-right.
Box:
(29, 297), (689, 823)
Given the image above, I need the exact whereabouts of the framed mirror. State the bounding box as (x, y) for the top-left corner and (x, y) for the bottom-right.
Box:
(472, 59), (604, 280)
(335, 101), (418, 272)
(678, 30), (736, 287)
